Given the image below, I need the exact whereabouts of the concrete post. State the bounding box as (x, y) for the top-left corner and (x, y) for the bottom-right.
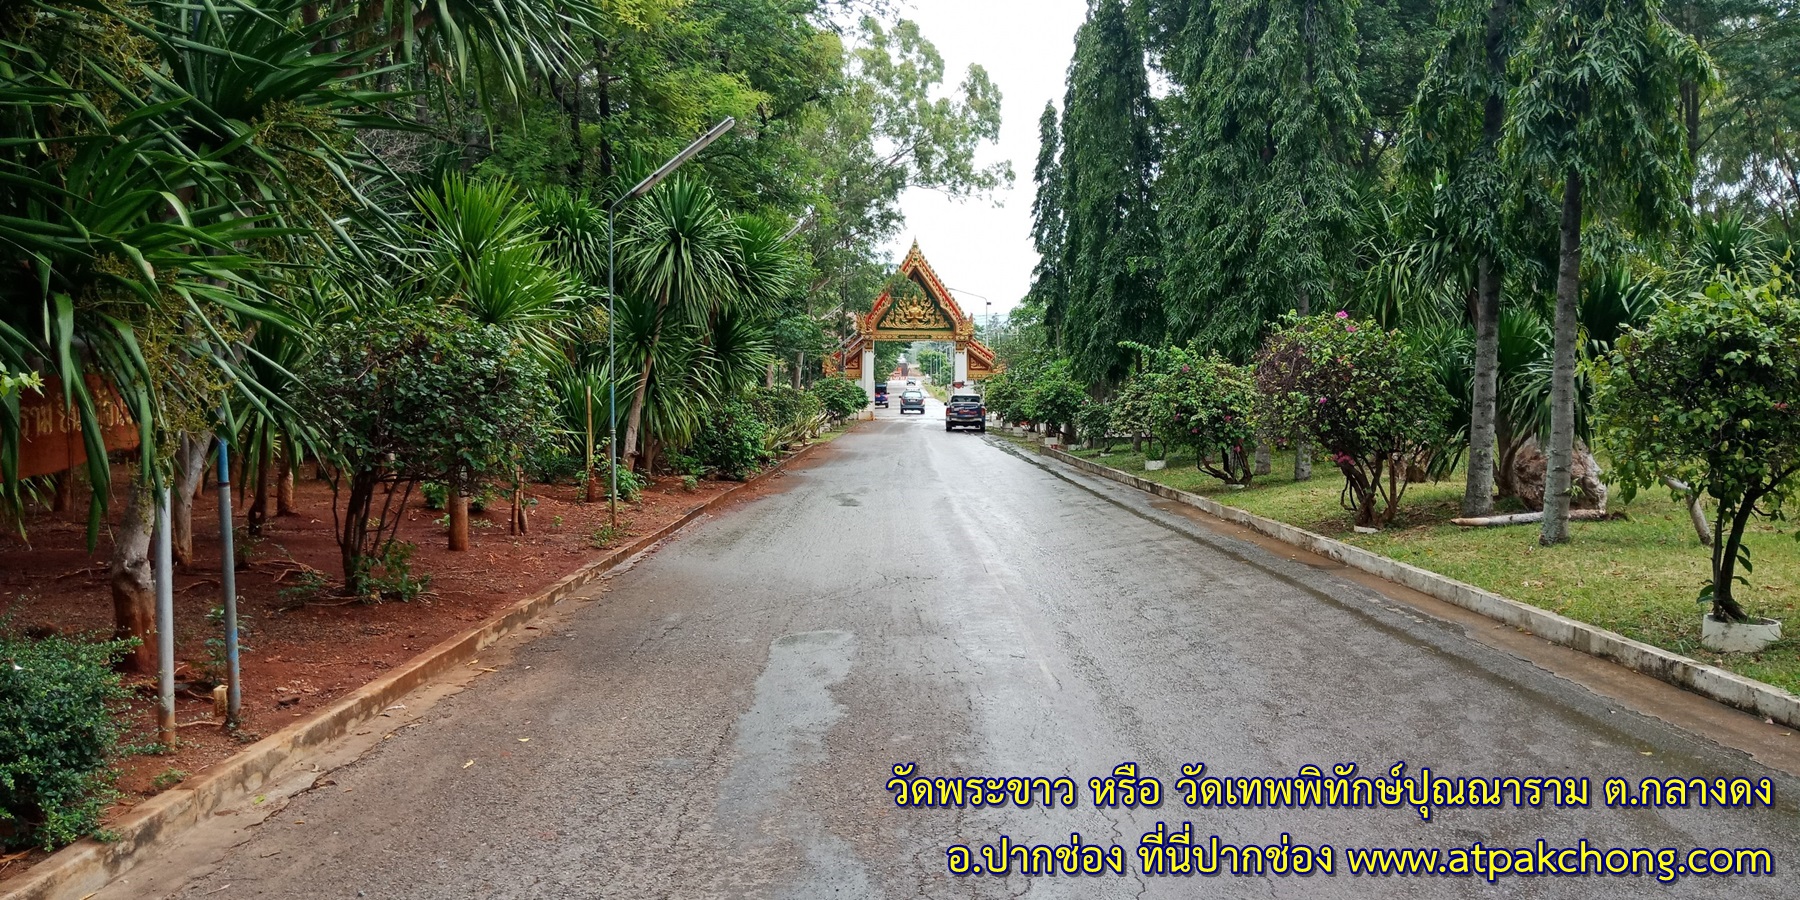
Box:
(860, 348), (876, 400)
(953, 348), (968, 385)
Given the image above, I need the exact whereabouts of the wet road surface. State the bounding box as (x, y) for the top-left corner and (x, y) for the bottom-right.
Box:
(134, 396), (1800, 898)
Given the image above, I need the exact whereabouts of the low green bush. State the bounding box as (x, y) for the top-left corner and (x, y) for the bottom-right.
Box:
(694, 398), (769, 480)
(810, 377), (868, 421)
(748, 386), (824, 448)
(0, 630), (134, 851)
(578, 462), (644, 502)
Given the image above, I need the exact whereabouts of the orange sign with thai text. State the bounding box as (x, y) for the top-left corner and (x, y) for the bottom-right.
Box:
(13, 375), (140, 478)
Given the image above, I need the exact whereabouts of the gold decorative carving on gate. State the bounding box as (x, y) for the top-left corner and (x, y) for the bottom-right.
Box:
(885, 291), (948, 330)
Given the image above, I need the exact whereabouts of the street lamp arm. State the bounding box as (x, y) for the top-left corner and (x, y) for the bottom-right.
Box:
(616, 117), (736, 209)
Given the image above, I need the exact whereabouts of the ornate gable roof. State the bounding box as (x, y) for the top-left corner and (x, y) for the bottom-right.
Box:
(861, 242), (972, 340)
(831, 241), (1002, 381)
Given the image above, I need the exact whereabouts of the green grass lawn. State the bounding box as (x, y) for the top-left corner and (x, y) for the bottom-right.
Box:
(1034, 437), (1800, 695)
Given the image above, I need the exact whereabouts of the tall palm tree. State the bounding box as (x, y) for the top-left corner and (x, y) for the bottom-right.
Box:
(615, 178), (739, 472)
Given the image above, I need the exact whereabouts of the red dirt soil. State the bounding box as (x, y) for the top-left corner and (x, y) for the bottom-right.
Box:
(0, 465), (739, 836)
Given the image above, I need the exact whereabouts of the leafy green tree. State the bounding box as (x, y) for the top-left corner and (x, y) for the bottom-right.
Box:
(1056, 0), (1161, 387)
(811, 376), (869, 421)
(1354, 0), (1448, 175)
(1256, 314), (1452, 528)
(1663, 0), (1794, 214)
(1407, 0), (1532, 516)
(1507, 0), (1709, 544)
(1024, 359), (1088, 441)
(786, 18), (1009, 324)
(1595, 273), (1800, 623)
(302, 303), (553, 594)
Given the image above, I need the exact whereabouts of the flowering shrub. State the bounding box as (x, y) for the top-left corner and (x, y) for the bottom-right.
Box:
(1255, 314), (1450, 527)
(1076, 398), (1116, 449)
(1109, 371), (1164, 459)
(1125, 342), (1258, 485)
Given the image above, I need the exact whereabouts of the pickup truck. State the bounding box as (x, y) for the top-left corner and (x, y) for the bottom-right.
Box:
(945, 392), (985, 432)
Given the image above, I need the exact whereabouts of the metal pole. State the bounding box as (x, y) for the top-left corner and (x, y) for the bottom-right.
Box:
(607, 205), (618, 530)
(154, 486), (176, 748)
(215, 437), (240, 726)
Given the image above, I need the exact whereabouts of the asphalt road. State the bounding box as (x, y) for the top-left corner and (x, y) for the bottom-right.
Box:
(139, 394), (1800, 899)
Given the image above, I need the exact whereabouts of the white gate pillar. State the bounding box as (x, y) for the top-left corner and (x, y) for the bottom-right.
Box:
(860, 348), (876, 400)
(953, 347), (969, 385)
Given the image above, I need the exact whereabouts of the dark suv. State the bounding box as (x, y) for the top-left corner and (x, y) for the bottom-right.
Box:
(945, 392), (985, 432)
(900, 389), (926, 414)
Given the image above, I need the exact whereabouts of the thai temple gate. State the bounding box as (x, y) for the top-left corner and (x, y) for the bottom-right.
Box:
(825, 242), (998, 402)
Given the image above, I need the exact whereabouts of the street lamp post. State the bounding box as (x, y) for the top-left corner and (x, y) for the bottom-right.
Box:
(606, 117), (735, 529)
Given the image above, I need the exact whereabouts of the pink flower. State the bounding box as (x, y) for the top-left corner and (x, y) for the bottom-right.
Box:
(1335, 310), (1350, 320)
(1317, 396), (1328, 405)
(1778, 402), (1790, 411)
(1180, 365), (1191, 373)
(1345, 324), (1358, 333)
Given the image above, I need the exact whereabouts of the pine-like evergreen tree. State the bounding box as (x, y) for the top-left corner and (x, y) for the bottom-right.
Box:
(1030, 102), (1069, 342)
(1158, 0), (1367, 360)
(1056, 0), (1163, 387)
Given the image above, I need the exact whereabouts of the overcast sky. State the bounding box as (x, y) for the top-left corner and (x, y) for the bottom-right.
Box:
(878, 0), (1089, 325)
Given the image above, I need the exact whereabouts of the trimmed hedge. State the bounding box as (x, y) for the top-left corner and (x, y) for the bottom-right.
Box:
(0, 631), (133, 851)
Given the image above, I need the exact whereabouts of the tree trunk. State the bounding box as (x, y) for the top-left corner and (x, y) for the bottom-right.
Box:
(1662, 476), (1712, 546)
(1495, 425), (1525, 498)
(792, 351), (804, 390)
(276, 448), (297, 516)
(1540, 170), (1583, 546)
(247, 438), (271, 537)
(171, 433), (210, 568)
(1464, 253), (1501, 517)
(51, 469), (74, 513)
(622, 348), (657, 474)
(1710, 493), (1759, 622)
(339, 473), (377, 594)
(448, 482), (470, 551)
(1465, 2), (1508, 516)
(766, 360), (778, 388)
(110, 481), (157, 674)
(1253, 438), (1271, 476)
(1294, 290), (1312, 481)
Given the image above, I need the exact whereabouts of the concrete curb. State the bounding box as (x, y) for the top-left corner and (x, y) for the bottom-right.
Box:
(0, 434), (841, 900)
(1023, 442), (1800, 730)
